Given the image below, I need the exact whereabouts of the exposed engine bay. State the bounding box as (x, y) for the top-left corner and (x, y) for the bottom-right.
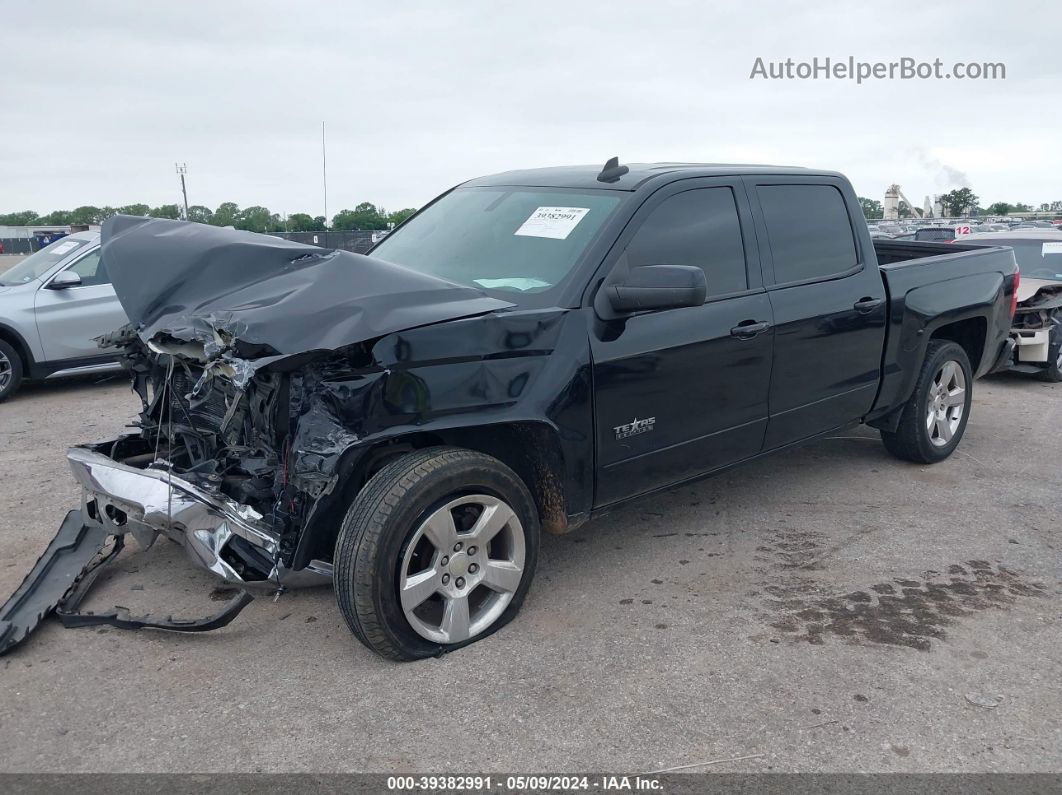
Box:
(1, 214), (522, 654)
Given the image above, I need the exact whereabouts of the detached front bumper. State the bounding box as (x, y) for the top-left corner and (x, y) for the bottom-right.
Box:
(67, 447), (330, 588)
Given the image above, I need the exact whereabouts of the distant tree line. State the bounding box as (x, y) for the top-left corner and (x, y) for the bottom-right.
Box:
(858, 190), (1062, 220)
(0, 202), (418, 233)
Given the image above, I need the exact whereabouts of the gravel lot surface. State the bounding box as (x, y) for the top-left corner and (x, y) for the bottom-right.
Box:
(0, 372), (1058, 773)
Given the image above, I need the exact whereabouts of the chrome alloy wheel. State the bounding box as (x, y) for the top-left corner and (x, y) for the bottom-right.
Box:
(398, 494), (526, 644)
(0, 348), (12, 392)
(926, 360), (966, 447)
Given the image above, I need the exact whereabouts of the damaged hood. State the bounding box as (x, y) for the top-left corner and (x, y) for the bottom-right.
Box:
(101, 215), (515, 375)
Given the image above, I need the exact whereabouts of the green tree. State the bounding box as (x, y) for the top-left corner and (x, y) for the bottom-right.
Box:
(0, 210), (40, 225)
(69, 205), (103, 225)
(187, 205), (214, 224)
(38, 210), (72, 225)
(940, 188), (979, 217)
(857, 197), (883, 220)
(387, 207), (417, 227)
(985, 202), (1013, 216)
(286, 212), (325, 232)
(235, 206), (276, 233)
(118, 203), (151, 216)
(332, 202), (388, 230)
(148, 204), (180, 220)
(1014, 202), (1032, 213)
(212, 202), (240, 227)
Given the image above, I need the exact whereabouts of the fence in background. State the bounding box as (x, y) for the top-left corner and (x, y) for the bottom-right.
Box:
(271, 230), (385, 254)
(0, 238), (36, 254)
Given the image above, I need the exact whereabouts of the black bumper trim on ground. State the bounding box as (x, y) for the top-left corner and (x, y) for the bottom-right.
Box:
(0, 511), (111, 656)
(0, 510), (256, 657)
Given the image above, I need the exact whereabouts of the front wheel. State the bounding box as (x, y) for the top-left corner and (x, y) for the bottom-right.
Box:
(0, 339), (24, 402)
(333, 447), (540, 661)
(881, 340), (973, 464)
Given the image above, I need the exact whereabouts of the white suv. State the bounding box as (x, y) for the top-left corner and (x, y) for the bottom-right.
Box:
(0, 232), (128, 401)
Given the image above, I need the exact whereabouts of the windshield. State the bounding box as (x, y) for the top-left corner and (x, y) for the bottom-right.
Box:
(371, 187), (622, 300)
(1006, 240), (1062, 280)
(0, 237), (93, 285)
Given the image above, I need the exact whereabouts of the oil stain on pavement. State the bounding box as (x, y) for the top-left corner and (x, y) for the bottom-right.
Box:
(752, 528), (1047, 651)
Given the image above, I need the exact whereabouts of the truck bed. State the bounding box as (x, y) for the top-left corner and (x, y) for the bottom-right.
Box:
(866, 238), (1018, 428)
(873, 238), (1008, 268)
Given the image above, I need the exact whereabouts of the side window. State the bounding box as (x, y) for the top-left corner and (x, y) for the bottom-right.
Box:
(625, 188), (748, 297)
(757, 184), (858, 284)
(65, 250), (109, 287)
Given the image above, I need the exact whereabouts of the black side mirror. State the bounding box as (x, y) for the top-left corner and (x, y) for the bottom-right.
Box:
(607, 265), (707, 313)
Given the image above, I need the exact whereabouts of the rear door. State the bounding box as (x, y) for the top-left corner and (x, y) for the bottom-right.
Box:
(34, 247), (128, 363)
(745, 177), (887, 449)
(591, 178), (774, 505)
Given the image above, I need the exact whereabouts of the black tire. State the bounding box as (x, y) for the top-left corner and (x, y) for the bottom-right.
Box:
(881, 340), (973, 464)
(1038, 322), (1062, 382)
(334, 446), (540, 661)
(0, 339), (24, 402)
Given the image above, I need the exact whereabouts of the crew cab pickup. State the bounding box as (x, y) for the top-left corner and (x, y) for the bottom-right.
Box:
(0, 161), (1019, 661)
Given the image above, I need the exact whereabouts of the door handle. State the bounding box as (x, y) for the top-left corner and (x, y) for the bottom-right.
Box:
(853, 297), (884, 313)
(730, 320), (771, 339)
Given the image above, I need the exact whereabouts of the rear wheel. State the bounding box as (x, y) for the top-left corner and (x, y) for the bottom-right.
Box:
(1038, 323), (1062, 382)
(881, 340), (972, 464)
(0, 340), (24, 402)
(333, 447), (540, 661)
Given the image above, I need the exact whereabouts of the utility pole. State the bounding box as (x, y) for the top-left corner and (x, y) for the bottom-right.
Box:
(321, 122), (328, 226)
(175, 163), (189, 220)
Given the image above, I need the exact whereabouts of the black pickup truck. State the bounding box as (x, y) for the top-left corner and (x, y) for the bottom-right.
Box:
(0, 161), (1019, 661)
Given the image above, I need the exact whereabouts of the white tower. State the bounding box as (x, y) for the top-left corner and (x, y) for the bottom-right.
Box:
(883, 185), (900, 220)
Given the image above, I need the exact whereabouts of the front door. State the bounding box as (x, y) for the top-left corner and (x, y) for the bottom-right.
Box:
(34, 248), (128, 363)
(591, 179), (774, 506)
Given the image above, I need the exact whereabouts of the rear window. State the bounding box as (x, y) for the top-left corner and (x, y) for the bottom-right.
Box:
(757, 185), (858, 284)
(914, 227), (955, 242)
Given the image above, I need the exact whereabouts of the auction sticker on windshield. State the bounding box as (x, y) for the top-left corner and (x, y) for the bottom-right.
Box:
(514, 206), (590, 239)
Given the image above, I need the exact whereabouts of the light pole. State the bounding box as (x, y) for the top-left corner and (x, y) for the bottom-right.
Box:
(175, 163), (189, 220)
(321, 122), (328, 226)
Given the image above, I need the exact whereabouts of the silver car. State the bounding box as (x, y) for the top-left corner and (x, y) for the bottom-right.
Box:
(0, 232), (128, 400)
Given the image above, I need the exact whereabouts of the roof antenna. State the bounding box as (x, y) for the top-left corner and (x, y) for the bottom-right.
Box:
(597, 156), (629, 183)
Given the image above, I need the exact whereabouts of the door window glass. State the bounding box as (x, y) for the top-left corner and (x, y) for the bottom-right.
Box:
(625, 188), (748, 297)
(757, 185), (858, 283)
(65, 251), (109, 286)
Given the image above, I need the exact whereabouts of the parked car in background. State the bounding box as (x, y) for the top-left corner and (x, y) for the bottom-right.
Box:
(962, 229), (1062, 381)
(0, 232), (127, 400)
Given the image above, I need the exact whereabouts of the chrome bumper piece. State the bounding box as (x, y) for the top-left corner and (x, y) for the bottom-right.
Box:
(67, 447), (331, 588)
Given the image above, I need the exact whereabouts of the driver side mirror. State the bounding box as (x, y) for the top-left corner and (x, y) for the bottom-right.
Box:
(47, 271), (82, 290)
(607, 265), (707, 313)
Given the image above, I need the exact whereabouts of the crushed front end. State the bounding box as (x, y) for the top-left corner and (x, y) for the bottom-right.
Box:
(74, 333), (332, 589)
(0, 214), (514, 655)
